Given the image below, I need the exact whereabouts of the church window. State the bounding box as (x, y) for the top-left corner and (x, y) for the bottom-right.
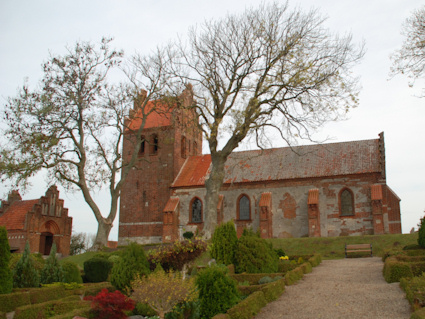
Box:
(181, 136), (187, 158)
(139, 135), (145, 155)
(340, 188), (354, 216)
(150, 134), (159, 155)
(190, 197), (203, 223)
(238, 194), (251, 220)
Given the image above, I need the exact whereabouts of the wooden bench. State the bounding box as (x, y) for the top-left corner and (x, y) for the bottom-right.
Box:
(345, 244), (372, 257)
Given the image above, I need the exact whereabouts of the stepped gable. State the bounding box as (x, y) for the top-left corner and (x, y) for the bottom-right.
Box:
(172, 138), (381, 188)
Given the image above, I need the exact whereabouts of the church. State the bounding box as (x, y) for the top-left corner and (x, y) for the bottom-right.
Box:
(118, 89), (401, 245)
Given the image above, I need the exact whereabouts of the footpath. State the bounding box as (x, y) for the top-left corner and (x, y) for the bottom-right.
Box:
(254, 257), (411, 319)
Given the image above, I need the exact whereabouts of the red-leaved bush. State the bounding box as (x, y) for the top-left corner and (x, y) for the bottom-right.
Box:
(84, 288), (135, 319)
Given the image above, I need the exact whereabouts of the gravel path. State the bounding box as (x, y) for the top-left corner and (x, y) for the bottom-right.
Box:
(254, 257), (411, 319)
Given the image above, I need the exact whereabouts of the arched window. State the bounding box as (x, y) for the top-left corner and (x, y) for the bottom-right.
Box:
(238, 194), (251, 220)
(139, 135), (145, 155)
(190, 197), (203, 223)
(181, 136), (187, 158)
(340, 188), (354, 216)
(150, 134), (158, 155)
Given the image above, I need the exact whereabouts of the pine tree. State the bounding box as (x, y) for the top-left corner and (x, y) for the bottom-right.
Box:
(0, 226), (13, 294)
(13, 242), (40, 288)
(40, 243), (64, 284)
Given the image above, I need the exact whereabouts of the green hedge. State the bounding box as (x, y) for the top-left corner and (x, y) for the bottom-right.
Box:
(260, 278), (285, 302)
(14, 295), (84, 319)
(383, 257), (413, 283)
(0, 290), (31, 312)
(0, 312), (5, 319)
(284, 266), (304, 286)
(231, 273), (284, 285)
(212, 314), (231, 319)
(227, 291), (267, 319)
(49, 307), (91, 319)
(308, 254), (322, 267)
(237, 284), (266, 296)
(29, 286), (68, 304)
(411, 307), (425, 319)
(300, 262), (312, 274)
(400, 275), (425, 310)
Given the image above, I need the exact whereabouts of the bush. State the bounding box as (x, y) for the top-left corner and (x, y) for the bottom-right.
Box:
(211, 221), (238, 265)
(13, 242), (40, 288)
(41, 243), (64, 284)
(0, 226), (12, 294)
(132, 302), (157, 317)
(84, 288), (135, 319)
(419, 215), (425, 248)
(400, 274), (425, 309)
(110, 242), (150, 292)
(277, 260), (297, 273)
(234, 235), (278, 274)
(260, 278), (285, 302)
(226, 291), (267, 319)
(196, 265), (239, 319)
(258, 276), (273, 285)
(83, 257), (113, 283)
(183, 231), (194, 240)
(148, 239), (207, 272)
(383, 256), (413, 283)
(131, 267), (197, 319)
(61, 261), (82, 284)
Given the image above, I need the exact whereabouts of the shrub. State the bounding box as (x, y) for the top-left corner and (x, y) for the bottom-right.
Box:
(419, 214), (425, 248)
(277, 260), (297, 273)
(131, 267), (197, 319)
(110, 242), (150, 292)
(258, 276), (274, 285)
(383, 257), (413, 283)
(83, 257), (113, 283)
(234, 235), (278, 274)
(148, 239), (207, 272)
(40, 243), (64, 284)
(260, 278), (285, 302)
(84, 288), (135, 319)
(274, 248), (286, 257)
(210, 221), (238, 265)
(226, 291), (267, 319)
(13, 242), (40, 288)
(0, 227), (12, 294)
(132, 302), (157, 317)
(61, 261), (82, 284)
(183, 231), (194, 240)
(400, 274), (425, 309)
(196, 265), (239, 319)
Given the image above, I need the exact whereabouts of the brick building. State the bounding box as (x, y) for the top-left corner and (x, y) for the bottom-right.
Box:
(119, 90), (401, 244)
(0, 186), (72, 255)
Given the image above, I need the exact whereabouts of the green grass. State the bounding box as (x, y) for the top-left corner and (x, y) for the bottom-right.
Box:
(268, 233), (418, 259)
(61, 251), (100, 269)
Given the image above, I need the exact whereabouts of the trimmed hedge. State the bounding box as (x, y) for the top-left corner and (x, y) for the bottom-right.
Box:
(400, 275), (425, 310)
(383, 257), (413, 283)
(411, 307), (425, 319)
(227, 291), (267, 319)
(308, 254), (322, 267)
(284, 266), (304, 286)
(49, 307), (91, 319)
(14, 295), (85, 319)
(0, 290), (31, 313)
(260, 278), (285, 302)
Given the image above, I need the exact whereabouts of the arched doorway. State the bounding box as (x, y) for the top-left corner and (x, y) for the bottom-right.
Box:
(40, 232), (54, 255)
(39, 220), (60, 255)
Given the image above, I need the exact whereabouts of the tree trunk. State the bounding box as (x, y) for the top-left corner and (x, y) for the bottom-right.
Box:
(203, 155), (226, 239)
(92, 217), (113, 250)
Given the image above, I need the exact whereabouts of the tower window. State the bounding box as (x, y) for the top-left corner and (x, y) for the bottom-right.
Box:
(340, 188), (354, 216)
(140, 135), (145, 155)
(150, 134), (159, 155)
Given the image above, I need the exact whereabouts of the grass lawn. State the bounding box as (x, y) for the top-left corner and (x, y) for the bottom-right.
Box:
(268, 233), (418, 259)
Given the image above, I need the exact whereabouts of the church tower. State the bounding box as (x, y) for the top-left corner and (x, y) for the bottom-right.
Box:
(118, 86), (202, 245)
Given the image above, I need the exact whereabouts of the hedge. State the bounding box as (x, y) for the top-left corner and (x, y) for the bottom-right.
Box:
(308, 254), (322, 267)
(14, 295), (84, 319)
(49, 307), (91, 319)
(284, 266), (304, 286)
(0, 312), (5, 319)
(226, 291), (267, 319)
(383, 257), (414, 283)
(0, 290), (31, 313)
(231, 273), (284, 285)
(260, 278), (285, 302)
(400, 276), (425, 310)
(411, 307), (425, 319)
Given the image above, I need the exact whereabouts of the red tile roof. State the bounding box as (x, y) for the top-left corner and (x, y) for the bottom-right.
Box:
(172, 138), (382, 188)
(163, 197), (180, 212)
(0, 199), (38, 230)
(127, 101), (173, 131)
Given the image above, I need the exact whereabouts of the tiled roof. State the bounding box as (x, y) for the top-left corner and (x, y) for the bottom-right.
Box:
(172, 138), (382, 188)
(0, 199), (38, 230)
(127, 101), (173, 131)
(163, 197), (180, 212)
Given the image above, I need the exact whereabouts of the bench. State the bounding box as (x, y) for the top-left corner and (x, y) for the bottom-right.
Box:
(345, 244), (372, 257)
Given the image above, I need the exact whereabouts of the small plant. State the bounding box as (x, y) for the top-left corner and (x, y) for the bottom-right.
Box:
(13, 241), (40, 288)
(195, 265), (239, 319)
(84, 256), (113, 283)
(210, 221), (238, 265)
(0, 226), (13, 294)
(183, 231), (194, 240)
(274, 248), (286, 257)
(131, 266), (197, 319)
(84, 288), (135, 319)
(40, 243), (64, 284)
(258, 276), (274, 285)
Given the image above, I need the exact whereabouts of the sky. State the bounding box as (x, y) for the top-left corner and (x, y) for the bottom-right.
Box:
(0, 0), (424, 240)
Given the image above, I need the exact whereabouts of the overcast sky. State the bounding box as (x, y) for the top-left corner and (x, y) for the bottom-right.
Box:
(0, 0), (424, 240)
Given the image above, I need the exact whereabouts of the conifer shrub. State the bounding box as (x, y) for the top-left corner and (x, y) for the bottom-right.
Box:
(210, 221), (238, 265)
(0, 226), (13, 294)
(419, 214), (425, 248)
(234, 235), (278, 274)
(13, 242), (40, 288)
(110, 242), (150, 292)
(40, 243), (64, 284)
(195, 265), (239, 319)
(62, 261), (83, 284)
(83, 257), (113, 283)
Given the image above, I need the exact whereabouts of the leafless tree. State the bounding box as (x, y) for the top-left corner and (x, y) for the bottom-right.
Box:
(171, 2), (364, 237)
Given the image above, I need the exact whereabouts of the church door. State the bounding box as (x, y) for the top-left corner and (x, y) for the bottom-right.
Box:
(40, 232), (54, 255)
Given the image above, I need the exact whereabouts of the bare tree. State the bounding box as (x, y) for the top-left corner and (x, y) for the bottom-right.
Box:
(0, 38), (173, 249)
(171, 2), (364, 237)
(390, 5), (425, 95)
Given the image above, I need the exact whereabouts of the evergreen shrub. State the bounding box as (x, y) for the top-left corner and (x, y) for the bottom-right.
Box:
(41, 243), (64, 284)
(110, 242), (150, 292)
(83, 257), (113, 283)
(234, 235), (278, 274)
(62, 261), (82, 284)
(210, 221), (238, 265)
(0, 226), (12, 294)
(183, 231), (194, 240)
(383, 256), (413, 283)
(13, 242), (40, 288)
(196, 265), (239, 319)
(226, 291), (267, 319)
(418, 215), (425, 248)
